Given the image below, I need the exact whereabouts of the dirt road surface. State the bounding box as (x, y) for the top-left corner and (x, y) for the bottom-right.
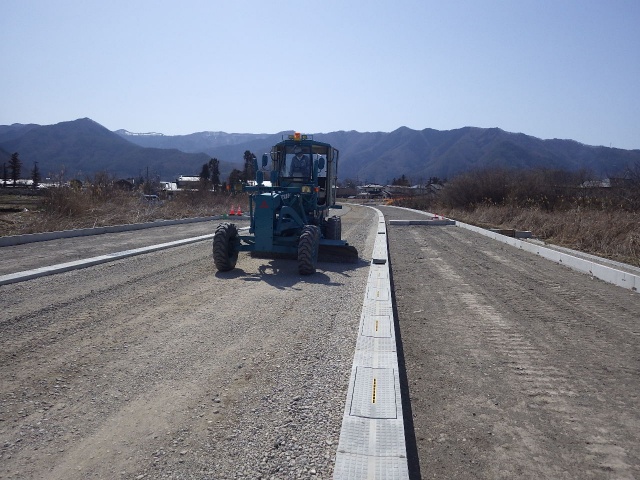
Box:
(0, 205), (378, 479)
(3, 203), (639, 479)
(0, 220), (228, 276)
(379, 206), (640, 480)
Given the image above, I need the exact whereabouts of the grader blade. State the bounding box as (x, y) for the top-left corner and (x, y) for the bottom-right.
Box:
(318, 244), (359, 263)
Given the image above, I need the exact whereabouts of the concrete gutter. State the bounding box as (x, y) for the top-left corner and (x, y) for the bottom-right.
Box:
(0, 234), (214, 286)
(457, 220), (638, 292)
(0, 215), (239, 247)
(334, 207), (410, 479)
(390, 206), (639, 293)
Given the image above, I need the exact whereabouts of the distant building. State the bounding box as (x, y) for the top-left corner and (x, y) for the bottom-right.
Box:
(358, 184), (385, 197)
(580, 177), (633, 189)
(2, 178), (40, 188)
(159, 181), (178, 191)
(175, 176), (200, 189)
(580, 179), (611, 188)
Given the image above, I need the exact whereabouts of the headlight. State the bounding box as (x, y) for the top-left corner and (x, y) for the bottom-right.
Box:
(301, 186), (311, 193)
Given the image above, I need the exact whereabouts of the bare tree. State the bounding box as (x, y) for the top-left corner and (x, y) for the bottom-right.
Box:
(620, 161), (640, 211)
(199, 163), (211, 191)
(209, 158), (221, 191)
(242, 151), (256, 183)
(9, 152), (21, 186)
(228, 168), (243, 192)
(31, 161), (41, 189)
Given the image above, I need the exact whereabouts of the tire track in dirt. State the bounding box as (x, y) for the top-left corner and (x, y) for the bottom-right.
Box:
(387, 217), (639, 479)
(426, 229), (637, 478)
(0, 244), (215, 379)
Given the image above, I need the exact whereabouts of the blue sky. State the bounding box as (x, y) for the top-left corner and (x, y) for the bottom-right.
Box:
(1, 0), (639, 149)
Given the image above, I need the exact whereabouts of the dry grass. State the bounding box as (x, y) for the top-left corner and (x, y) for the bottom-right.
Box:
(0, 188), (244, 237)
(386, 167), (639, 267)
(356, 164), (640, 268)
(437, 205), (640, 267)
(3, 187), (639, 268)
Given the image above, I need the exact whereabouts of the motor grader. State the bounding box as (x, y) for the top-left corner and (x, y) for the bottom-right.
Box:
(213, 133), (358, 274)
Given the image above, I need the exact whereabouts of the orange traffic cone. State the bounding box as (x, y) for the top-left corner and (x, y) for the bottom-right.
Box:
(229, 205), (236, 215)
(236, 204), (243, 216)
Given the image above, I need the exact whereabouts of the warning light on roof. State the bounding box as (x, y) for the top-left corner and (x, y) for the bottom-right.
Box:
(288, 132), (309, 141)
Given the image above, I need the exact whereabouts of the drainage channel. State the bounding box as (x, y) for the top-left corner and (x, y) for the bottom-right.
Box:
(334, 208), (410, 479)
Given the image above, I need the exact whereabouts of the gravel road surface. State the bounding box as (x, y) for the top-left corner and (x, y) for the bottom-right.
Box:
(379, 205), (640, 480)
(0, 220), (244, 276)
(0, 205), (377, 479)
(4, 203), (639, 480)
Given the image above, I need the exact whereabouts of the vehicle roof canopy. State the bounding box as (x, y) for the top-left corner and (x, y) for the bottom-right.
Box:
(275, 139), (334, 150)
(274, 132), (335, 151)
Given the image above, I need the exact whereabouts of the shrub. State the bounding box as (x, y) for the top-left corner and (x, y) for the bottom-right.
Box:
(439, 168), (510, 209)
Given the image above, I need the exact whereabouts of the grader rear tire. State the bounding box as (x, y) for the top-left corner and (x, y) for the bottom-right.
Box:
(298, 225), (320, 275)
(213, 222), (239, 272)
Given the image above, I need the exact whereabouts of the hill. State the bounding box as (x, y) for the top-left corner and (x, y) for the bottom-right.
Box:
(116, 125), (640, 184)
(315, 127), (640, 183)
(0, 147), (10, 166)
(115, 129), (272, 152)
(2, 119), (639, 184)
(0, 119), (234, 181)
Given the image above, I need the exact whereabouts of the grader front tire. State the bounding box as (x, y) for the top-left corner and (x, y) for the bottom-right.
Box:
(213, 222), (239, 272)
(298, 225), (320, 275)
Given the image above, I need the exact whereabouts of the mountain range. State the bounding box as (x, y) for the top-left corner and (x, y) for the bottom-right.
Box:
(1, 118), (639, 184)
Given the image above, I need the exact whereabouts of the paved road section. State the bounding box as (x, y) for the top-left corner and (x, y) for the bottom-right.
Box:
(378, 205), (640, 479)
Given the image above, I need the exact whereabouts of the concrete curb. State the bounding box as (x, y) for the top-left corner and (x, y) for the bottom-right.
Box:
(456, 220), (638, 292)
(390, 206), (639, 293)
(0, 215), (244, 247)
(389, 219), (455, 226)
(0, 234), (215, 286)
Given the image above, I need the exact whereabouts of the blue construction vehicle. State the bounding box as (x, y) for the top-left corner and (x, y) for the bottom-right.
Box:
(213, 133), (358, 274)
